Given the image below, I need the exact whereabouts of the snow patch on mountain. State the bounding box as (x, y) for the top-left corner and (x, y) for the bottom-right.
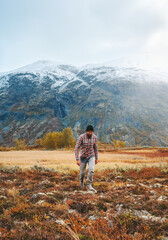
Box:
(58, 78), (89, 93)
(0, 75), (10, 89)
(1, 59), (168, 93)
(81, 58), (168, 83)
(0, 61), (78, 89)
(0, 60), (77, 80)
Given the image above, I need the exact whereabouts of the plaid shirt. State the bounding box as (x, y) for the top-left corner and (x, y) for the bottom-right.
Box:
(75, 133), (98, 161)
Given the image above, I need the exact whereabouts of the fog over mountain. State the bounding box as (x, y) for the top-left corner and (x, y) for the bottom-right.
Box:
(0, 60), (168, 146)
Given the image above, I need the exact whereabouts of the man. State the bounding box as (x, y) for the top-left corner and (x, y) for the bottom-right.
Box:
(75, 125), (98, 191)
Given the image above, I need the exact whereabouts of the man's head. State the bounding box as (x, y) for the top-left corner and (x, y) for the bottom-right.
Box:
(86, 125), (94, 138)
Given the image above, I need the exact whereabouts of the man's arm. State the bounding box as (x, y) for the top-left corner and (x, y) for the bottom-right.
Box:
(94, 136), (98, 164)
(75, 135), (83, 162)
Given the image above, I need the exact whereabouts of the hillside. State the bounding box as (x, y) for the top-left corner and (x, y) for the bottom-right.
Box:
(0, 60), (168, 146)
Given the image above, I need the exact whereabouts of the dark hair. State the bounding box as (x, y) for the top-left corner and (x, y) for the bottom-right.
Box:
(86, 125), (94, 132)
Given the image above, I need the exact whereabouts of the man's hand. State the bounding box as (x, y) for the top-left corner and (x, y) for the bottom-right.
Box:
(95, 159), (98, 165)
(76, 160), (81, 166)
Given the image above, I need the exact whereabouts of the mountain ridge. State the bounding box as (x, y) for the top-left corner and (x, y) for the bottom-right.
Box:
(0, 61), (168, 146)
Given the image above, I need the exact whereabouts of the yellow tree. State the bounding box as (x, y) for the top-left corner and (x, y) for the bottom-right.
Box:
(14, 139), (26, 150)
(52, 132), (58, 148)
(112, 139), (126, 149)
(34, 139), (42, 148)
(57, 132), (64, 148)
(52, 132), (64, 148)
(42, 132), (55, 149)
(62, 127), (76, 148)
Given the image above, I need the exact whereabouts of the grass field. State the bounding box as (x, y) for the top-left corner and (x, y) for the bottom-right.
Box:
(1, 149), (168, 239)
(0, 148), (168, 170)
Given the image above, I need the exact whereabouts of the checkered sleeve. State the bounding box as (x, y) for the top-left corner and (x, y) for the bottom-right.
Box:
(75, 135), (83, 161)
(94, 136), (98, 160)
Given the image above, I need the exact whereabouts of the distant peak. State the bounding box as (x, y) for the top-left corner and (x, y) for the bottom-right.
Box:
(30, 60), (62, 66)
(0, 60), (64, 75)
(14, 59), (63, 72)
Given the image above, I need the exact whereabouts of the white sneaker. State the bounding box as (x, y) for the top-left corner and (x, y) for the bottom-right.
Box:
(87, 184), (97, 192)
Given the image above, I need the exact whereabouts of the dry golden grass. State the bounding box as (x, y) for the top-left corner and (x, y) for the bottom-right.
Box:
(0, 149), (167, 170)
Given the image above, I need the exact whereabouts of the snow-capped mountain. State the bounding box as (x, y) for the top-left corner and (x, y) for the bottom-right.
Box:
(0, 60), (168, 146)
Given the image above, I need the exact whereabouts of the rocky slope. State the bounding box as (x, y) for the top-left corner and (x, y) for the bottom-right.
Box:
(0, 60), (168, 146)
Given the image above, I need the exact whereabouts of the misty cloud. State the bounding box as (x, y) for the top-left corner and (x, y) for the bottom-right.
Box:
(0, 0), (168, 71)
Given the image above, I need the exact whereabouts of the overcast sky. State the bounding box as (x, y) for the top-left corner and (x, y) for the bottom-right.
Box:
(0, 0), (168, 72)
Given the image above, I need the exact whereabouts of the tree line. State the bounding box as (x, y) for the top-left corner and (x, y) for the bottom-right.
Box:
(0, 127), (127, 151)
(13, 127), (76, 150)
(41, 127), (76, 149)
